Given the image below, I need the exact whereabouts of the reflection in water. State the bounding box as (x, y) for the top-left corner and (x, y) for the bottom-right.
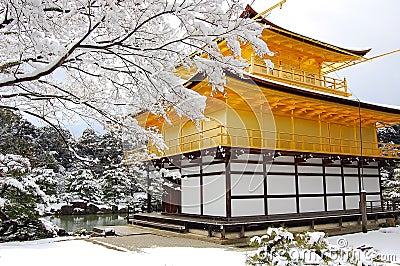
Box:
(44, 214), (127, 232)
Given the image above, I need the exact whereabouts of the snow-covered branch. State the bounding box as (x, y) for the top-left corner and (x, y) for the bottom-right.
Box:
(0, 0), (268, 151)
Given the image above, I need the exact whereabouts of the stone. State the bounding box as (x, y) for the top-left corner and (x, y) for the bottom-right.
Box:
(72, 201), (87, 210)
(86, 204), (100, 214)
(59, 205), (74, 215)
(57, 228), (69, 236)
(72, 208), (85, 215)
(104, 228), (115, 237)
(99, 207), (113, 214)
(118, 207), (128, 213)
(386, 218), (396, 227)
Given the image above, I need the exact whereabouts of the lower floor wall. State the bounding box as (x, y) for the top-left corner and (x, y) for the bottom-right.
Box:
(159, 148), (383, 218)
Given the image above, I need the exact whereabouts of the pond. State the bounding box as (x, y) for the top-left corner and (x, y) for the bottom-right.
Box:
(44, 214), (127, 233)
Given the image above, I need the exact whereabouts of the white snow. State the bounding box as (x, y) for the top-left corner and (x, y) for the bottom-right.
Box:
(329, 226), (400, 264)
(0, 238), (246, 266)
(0, 198), (5, 208)
(1, 227), (400, 266)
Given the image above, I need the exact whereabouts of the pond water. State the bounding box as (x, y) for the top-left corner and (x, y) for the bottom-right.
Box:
(44, 214), (127, 232)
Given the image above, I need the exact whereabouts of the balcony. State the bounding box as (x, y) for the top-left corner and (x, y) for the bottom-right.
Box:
(127, 125), (400, 160)
(248, 59), (350, 97)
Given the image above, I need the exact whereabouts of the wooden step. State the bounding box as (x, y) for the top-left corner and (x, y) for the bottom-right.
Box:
(133, 219), (186, 233)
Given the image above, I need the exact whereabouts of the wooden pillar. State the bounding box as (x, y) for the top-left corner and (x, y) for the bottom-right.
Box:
(322, 159), (328, 212)
(353, 120), (358, 155)
(221, 225), (226, 239)
(146, 164), (152, 213)
(239, 225), (245, 238)
(295, 156), (300, 214)
(291, 110), (295, 150)
(341, 161), (346, 211)
(200, 156), (204, 216)
(263, 153), (268, 215)
(225, 155), (232, 219)
(360, 190), (368, 233)
(327, 122), (332, 153)
(318, 115), (323, 152)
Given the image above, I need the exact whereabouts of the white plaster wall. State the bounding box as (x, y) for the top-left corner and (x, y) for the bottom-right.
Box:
(363, 168), (379, 176)
(181, 166), (200, 176)
(304, 158), (322, 164)
(298, 176), (323, 194)
(230, 163), (263, 172)
(268, 198), (297, 215)
(268, 164), (295, 173)
(273, 156), (294, 163)
(326, 176), (342, 193)
(231, 174), (264, 196)
(267, 175), (296, 195)
(325, 167), (341, 175)
(237, 153), (262, 161)
(366, 194), (382, 207)
(201, 155), (215, 164)
(297, 166), (323, 174)
(363, 176), (381, 193)
(369, 161), (379, 167)
(231, 199), (264, 217)
(203, 174), (226, 216)
(181, 177), (201, 214)
(343, 167), (358, 175)
(327, 196), (343, 211)
(346, 195), (360, 209)
(299, 197), (324, 212)
(344, 176), (359, 193)
(202, 163), (225, 173)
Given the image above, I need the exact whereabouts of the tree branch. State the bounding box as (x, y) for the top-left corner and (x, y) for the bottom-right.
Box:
(0, 16), (105, 88)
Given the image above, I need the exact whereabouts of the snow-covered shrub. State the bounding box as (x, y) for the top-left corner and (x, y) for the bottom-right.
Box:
(65, 169), (102, 204)
(246, 227), (378, 266)
(0, 154), (55, 241)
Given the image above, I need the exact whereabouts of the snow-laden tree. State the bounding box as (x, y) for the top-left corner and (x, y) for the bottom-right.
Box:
(0, 0), (270, 150)
(382, 166), (400, 204)
(0, 154), (55, 241)
(0, 109), (73, 170)
(65, 168), (102, 203)
(102, 166), (133, 205)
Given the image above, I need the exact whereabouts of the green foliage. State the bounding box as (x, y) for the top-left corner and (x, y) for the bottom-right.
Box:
(65, 169), (102, 203)
(0, 109), (72, 171)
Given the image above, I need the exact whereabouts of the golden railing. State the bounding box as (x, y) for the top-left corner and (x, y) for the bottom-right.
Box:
(248, 59), (350, 97)
(136, 125), (400, 159)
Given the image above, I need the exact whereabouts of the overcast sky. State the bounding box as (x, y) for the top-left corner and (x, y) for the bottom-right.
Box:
(252, 0), (400, 106)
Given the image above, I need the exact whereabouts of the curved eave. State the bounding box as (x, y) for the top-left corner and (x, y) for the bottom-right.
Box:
(242, 5), (371, 58)
(240, 72), (400, 116)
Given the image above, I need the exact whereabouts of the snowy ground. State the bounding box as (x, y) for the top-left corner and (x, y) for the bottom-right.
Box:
(0, 238), (246, 266)
(1, 227), (400, 266)
(329, 227), (400, 264)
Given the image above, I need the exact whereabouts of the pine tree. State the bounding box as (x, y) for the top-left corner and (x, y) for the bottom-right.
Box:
(382, 166), (400, 202)
(65, 169), (102, 204)
(102, 167), (132, 205)
(0, 154), (54, 241)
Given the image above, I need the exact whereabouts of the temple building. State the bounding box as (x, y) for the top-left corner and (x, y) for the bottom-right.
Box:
(127, 6), (400, 237)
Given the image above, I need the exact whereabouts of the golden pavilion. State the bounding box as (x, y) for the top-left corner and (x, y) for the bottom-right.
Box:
(127, 5), (400, 237)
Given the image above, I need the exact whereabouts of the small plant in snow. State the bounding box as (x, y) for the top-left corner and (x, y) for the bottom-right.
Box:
(246, 227), (378, 266)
